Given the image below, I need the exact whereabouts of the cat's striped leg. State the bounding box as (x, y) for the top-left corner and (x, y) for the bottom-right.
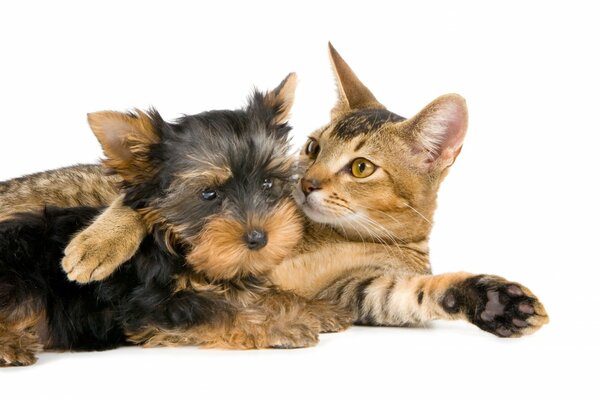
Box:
(316, 269), (549, 337)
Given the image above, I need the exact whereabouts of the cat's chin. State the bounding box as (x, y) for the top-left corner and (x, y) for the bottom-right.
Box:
(293, 187), (354, 227)
(300, 201), (357, 230)
(297, 197), (339, 226)
(300, 203), (334, 224)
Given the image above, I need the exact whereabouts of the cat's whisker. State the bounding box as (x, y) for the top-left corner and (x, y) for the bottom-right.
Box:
(348, 214), (402, 260)
(353, 205), (431, 257)
(342, 216), (372, 258)
(343, 217), (390, 259)
(402, 202), (432, 225)
(353, 212), (407, 245)
(363, 216), (414, 252)
(318, 203), (379, 258)
(313, 188), (413, 258)
(368, 217), (413, 255)
(357, 204), (409, 229)
(351, 213), (411, 260)
(358, 201), (431, 229)
(335, 214), (379, 260)
(357, 221), (397, 260)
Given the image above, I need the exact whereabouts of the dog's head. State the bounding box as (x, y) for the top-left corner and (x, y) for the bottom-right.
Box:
(88, 74), (303, 280)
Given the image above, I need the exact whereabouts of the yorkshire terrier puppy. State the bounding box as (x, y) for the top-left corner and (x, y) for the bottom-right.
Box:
(0, 74), (351, 367)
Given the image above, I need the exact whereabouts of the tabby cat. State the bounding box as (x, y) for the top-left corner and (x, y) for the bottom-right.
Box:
(0, 44), (548, 338)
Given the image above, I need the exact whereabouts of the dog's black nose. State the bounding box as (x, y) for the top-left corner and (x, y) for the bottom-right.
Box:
(301, 178), (321, 196)
(245, 229), (268, 250)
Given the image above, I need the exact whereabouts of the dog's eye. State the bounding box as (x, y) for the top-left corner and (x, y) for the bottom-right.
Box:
(201, 189), (218, 201)
(305, 138), (320, 158)
(262, 178), (273, 190)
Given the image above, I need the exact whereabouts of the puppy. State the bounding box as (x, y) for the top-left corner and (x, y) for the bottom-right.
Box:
(0, 74), (351, 367)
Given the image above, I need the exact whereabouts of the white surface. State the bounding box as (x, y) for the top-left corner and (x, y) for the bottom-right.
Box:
(0, 1), (598, 398)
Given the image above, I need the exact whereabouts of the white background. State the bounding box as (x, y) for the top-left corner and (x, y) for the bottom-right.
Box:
(1, 1), (598, 397)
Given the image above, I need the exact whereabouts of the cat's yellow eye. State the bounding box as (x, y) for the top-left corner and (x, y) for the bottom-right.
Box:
(305, 138), (320, 158)
(351, 158), (376, 178)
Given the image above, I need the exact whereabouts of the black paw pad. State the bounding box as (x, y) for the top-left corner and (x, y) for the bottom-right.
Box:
(450, 276), (540, 338)
(512, 318), (528, 328)
(506, 285), (523, 297)
(441, 290), (460, 313)
(518, 302), (535, 315)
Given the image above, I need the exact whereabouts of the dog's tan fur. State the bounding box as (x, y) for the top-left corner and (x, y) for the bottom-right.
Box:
(87, 110), (160, 184)
(186, 200), (303, 280)
(0, 306), (45, 367)
(0, 321), (44, 367)
(129, 276), (350, 349)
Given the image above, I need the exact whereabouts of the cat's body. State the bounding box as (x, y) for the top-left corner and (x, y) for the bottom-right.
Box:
(264, 47), (545, 334)
(0, 45), (548, 347)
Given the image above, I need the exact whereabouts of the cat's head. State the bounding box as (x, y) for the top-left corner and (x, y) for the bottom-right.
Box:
(295, 44), (468, 245)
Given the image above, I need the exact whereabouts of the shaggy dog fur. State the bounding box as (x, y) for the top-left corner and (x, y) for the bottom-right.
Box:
(0, 74), (351, 367)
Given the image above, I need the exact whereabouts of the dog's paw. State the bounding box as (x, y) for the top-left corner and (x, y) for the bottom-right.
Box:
(267, 303), (351, 347)
(267, 323), (320, 349)
(0, 341), (41, 367)
(442, 275), (549, 338)
(310, 301), (353, 333)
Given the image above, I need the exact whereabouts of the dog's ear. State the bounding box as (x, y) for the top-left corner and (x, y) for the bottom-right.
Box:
(401, 94), (468, 173)
(328, 43), (385, 119)
(262, 72), (298, 126)
(87, 109), (161, 182)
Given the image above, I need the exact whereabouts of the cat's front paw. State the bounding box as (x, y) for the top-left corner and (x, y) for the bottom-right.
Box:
(62, 228), (137, 283)
(442, 275), (549, 338)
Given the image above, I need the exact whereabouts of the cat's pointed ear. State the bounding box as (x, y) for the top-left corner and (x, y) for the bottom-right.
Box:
(404, 94), (468, 172)
(264, 72), (298, 126)
(328, 42), (385, 118)
(87, 109), (160, 181)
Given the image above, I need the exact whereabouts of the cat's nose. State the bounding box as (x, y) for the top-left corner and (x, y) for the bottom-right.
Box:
(301, 178), (321, 196)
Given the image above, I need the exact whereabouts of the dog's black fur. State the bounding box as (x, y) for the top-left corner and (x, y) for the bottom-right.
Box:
(0, 75), (302, 365)
(0, 206), (231, 351)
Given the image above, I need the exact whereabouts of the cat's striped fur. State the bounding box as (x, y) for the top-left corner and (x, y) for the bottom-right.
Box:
(271, 45), (547, 337)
